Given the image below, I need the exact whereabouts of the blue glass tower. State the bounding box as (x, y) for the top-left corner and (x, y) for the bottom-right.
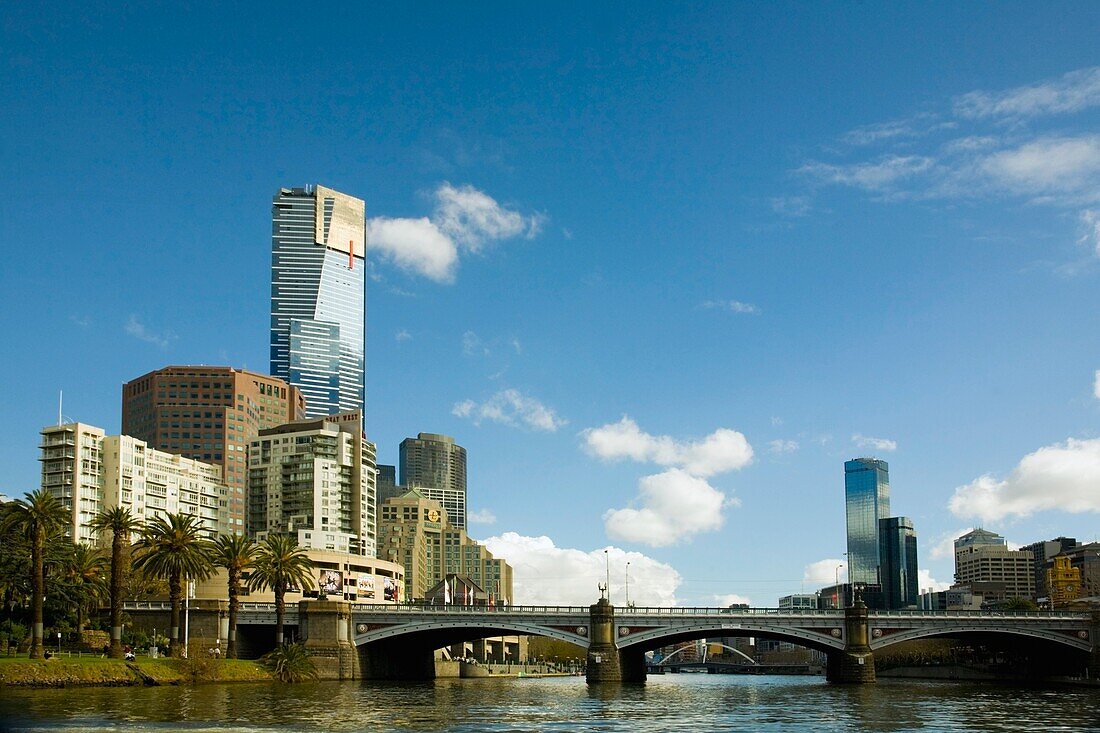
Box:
(271, 185), (366, 418)
(878, 516), (919, 609)
(844, 458), (891, 587)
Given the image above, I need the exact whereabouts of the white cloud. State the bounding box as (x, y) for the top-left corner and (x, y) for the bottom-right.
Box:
(842, 119), (918, 146)
(803, 559), (847, 586)
(714, 593), (753, 608)
(928, 528), (975, 560)
(701, 299), (761, 315)
(367, 183), (542, 282)
(510, 338), (522, 354)
(124, 315), (175, 349)
(1081, 211), (1100, 258)
(949, 437), (1100, 522)
(799, 155), (934, 192)
(462, 330), (487, 356)
(603, 468), (737, 548)
(1094, 369), (1100, 400)
(468, 508), (497, 525)
(918, 569), (951, 593)
(954, 66), (1100, 119)
(769, 196), (812, 217)
(434, 182), (544, 253)
(452, 389), (566, 432)
(768, 439), (799, 454)
(581, 417), (753, 478)
(367, 216), (458, 282)
(395, 329), (412, 342)
(479, 532), (681, 606)
(979, 136), (1100, 194)
(852, 433), (898, 452)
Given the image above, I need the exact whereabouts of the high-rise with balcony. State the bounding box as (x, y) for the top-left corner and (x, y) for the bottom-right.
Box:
(844, 458), (891, 587)
(122, 366), (305, 533)
(399, 433), (467, 529)
(271, 185), (366, 419)
(248, 411), (377, 557)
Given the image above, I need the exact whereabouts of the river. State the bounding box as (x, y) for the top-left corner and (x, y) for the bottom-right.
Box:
(2, 675), (1098, 732)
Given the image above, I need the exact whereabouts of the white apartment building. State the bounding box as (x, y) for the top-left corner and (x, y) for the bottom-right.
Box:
(248, 411), (377, 557)
(40, 423), (229, 542)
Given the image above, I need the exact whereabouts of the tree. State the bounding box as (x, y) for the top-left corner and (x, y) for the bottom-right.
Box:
(248, 534), (313, 647)
(88, 507), (141, 658)
(0, 490), (68, 658)
(1002, 597), (1039, 612)
(132, 513), (215, 658)
(61, 543), (106, 645)
(214, 533), (257, 659)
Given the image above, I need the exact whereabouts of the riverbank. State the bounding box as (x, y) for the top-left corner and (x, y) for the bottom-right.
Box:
(879, 665), (1100, 687)
(0, 656), (272, 687)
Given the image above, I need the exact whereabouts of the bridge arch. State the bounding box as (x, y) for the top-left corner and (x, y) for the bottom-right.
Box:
(354, 620), (590, 649)
(617, 623), (845, 653)
(870, 626), (1092, 653)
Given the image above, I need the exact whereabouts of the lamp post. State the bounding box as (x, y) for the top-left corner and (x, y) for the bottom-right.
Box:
(604, 549), (610, 603)
(835, 564), (844, 609)
(625, 561), (631, 607)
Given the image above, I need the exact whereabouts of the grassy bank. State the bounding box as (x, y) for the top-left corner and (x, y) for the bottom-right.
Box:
(0, 656), (272, 687)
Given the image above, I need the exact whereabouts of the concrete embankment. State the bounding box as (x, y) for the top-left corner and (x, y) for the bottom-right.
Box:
(879, 665), (1100, 687)
(0, 657), (272, 688)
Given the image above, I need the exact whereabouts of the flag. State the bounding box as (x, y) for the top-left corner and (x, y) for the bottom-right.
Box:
(444, 579), (451, 605)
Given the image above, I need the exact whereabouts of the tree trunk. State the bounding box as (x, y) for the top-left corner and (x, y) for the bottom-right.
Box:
(275, 586), (285, 647)
(169, 569), (182, 658)
(227, 567), (239, 659)
(109, 531), (124, 658)
(30, 530), (45, 659)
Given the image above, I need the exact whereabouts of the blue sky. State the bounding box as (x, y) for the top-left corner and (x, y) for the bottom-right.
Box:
(2, 3), (1099, 606)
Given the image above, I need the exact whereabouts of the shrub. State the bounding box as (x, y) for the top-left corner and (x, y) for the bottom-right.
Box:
(260, 644), (318, 683)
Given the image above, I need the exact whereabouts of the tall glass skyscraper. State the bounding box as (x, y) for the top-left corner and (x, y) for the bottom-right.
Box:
(878, 516), (919, 609)
(844, 458), (891, 587)
(271, 185), (366, 418)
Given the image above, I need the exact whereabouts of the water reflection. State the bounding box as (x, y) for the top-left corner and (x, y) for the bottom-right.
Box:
(2, 676), (1100, 732)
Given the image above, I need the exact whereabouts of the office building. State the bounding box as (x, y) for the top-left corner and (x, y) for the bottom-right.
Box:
(844, 458), (891, 586)
(399, 433), (468, 529)
(878, 516), (919, 609)
(248, 411), (377, 557)
(376, 464), (401, 503)
(40, 422), (228, 541)
(778, 594), (818, 611)
(1020, 537), (1077, 600)
(953, 528), (1034, 604)
(379, 490), (512, 603)
(271, 184), (366, 419)
(122, 366), (305, 534)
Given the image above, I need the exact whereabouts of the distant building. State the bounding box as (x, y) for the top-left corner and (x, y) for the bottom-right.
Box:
(921, 585), (983, 611)
(376, 464), (401, 503)
(1060, 543), (1100, 600)
(248, 411), (377, 557)
(1047, 555), (1082, 607)
(953, 529), (1034, 605)
(399, 433), (468, 529)
(844, 458), (891, 588)
(878, 516), (919, 609)
(122, 365), (306, 534)
(41, 422), (228, 542)
(270, 185), (366, 418)
(1020, 537), (1077, 600)
(778, 594), (818, 611)
(379, 490), (511, 604)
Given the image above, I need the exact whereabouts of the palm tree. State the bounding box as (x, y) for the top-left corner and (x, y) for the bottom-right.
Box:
(248, 534), (314, 647)
(88, 507), (141, 658)
(214, 533), (257, 659)
(0, 490), (68, 658)
(132, 513), (215, 658)
(62, 543), (107, 645)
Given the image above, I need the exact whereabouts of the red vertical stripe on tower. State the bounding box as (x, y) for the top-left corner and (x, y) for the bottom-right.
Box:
(349, 239), (354, 268)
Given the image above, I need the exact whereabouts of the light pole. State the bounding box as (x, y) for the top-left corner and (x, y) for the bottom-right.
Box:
(625, 561), (631, 607)
(604, 549), (610, 603)
(835, 564), (844, 608)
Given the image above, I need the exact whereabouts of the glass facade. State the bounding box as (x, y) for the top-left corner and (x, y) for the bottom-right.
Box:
(271, 185), (365, 418)
(844, 458), (891, 586)
(878, 516), (919, 609)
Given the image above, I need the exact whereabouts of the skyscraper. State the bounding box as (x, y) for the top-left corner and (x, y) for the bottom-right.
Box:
(844, 458), (891, 587)
(271, 185), (366, 418)
(399, 433), (467, 529)
(878, 516), (919, 609)
(122, 366), (306, 533)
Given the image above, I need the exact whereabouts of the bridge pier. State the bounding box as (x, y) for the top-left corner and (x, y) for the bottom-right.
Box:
(299, 600), (361, 680)
(585, 598), (646, 683)
(826, 601), (875, 684)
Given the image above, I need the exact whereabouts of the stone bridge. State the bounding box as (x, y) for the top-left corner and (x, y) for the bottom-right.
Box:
(125, 598), (1098, 684)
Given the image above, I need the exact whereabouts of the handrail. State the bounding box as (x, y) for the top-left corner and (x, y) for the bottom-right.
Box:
(120, 600), (1089, 620)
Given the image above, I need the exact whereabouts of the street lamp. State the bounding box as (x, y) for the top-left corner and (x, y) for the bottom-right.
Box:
(625, 561), (631, 607)
(604, 549), (610, 603)
(835, 564), (844, 608)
